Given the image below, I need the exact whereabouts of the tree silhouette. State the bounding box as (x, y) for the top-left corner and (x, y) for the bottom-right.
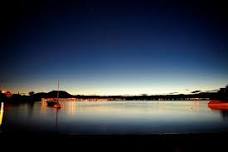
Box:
(29, 91), (35, 96)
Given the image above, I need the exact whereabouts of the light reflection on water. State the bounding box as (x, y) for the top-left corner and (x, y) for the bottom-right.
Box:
(0, 102), (4, 127)
(1, 101), (228, 134)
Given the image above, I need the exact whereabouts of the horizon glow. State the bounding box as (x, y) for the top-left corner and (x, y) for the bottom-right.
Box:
(1, 1), (227, 95)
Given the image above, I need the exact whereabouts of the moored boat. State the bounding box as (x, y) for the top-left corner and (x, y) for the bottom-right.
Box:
(46, 80), (61, 109)
(208, 100), (228, 110)
(47, 100), (61, 108)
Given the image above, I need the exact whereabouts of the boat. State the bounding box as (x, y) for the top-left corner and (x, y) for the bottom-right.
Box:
(208, 100), (228, 110)
(46, 80), (61, 109)
(47, 100), (61, 108)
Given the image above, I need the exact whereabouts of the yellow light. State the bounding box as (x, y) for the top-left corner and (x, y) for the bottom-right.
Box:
(0, 102), (4, 127)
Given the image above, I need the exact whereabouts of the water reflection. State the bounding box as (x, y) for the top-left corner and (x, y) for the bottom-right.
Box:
(2, 101), (228, 134)
(191, 101), (200, 111)
(0, 102), (4, 127)
(64, 102), (77, 116)
(221, 111), (228, 121)
(41, 100), (47, 113)
(55, 108), (60, 131)
(40, 101), (77, 132)
(27, 102), (35, 117)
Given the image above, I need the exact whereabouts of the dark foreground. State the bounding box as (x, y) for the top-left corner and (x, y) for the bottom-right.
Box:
(0, 133), (228, 152)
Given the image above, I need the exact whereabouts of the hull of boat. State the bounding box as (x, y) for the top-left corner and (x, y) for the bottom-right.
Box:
(47, 101), (61, 108)
(47, 101), (57, 106)
(208, 100), (228, 110)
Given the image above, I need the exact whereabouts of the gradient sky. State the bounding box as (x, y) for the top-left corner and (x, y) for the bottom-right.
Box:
(1, 0), (227, 95)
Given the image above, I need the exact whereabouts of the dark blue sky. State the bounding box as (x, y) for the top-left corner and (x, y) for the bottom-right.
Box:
(1, 0), (227, 95)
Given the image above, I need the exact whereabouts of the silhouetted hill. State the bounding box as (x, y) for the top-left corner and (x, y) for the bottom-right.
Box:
(46, 90), (72, 98)
(33, 92), (48, 101)
(32, 91), (72, 100)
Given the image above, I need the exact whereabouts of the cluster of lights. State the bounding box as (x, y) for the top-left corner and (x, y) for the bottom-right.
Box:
(1, 90), (12, 97)
(1, 90), (6, 93)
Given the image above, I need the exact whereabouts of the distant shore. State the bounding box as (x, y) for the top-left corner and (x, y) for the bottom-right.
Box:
(1, 87), (227, 104)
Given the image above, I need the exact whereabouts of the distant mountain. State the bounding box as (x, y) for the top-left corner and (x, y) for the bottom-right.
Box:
(32, 90), (72, 100)
(47, 90), (72, 98)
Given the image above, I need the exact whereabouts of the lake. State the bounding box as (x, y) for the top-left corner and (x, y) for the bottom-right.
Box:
(1, 100), (228, 135)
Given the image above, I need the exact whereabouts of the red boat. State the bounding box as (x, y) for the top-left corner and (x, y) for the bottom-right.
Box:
(208, 100), (228, 110)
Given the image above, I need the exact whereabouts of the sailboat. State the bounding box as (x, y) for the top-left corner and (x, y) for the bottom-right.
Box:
(47, 80), (61, 108)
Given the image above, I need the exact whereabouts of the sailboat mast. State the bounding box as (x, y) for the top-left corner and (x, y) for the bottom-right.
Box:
(57, 80), (59, 101)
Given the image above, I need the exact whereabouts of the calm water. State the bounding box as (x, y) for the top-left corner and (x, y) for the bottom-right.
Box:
(1, 101), (228, 135)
